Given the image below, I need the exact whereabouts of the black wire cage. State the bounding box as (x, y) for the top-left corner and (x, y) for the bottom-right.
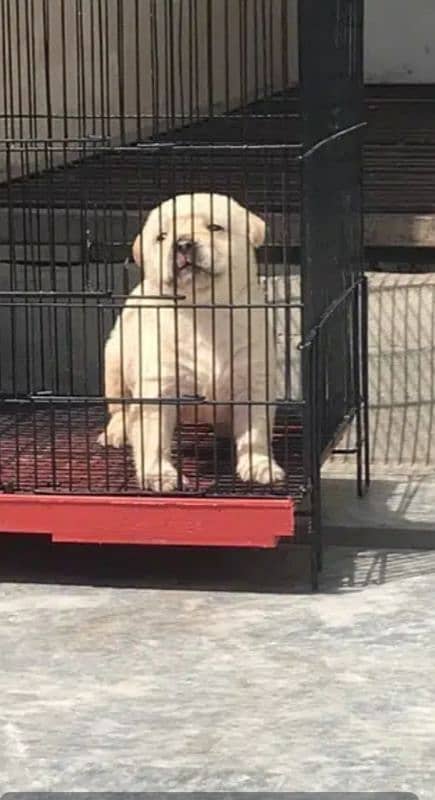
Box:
(0, 0), (368, 586)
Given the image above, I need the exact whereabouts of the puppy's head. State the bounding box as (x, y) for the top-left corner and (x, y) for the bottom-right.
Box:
(132, 193), (265, 293)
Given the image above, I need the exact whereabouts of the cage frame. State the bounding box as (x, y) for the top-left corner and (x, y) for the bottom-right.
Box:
(0, 0), (368, 589)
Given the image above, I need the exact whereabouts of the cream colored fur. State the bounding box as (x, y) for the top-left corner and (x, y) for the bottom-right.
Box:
(98, 193), (284, 491)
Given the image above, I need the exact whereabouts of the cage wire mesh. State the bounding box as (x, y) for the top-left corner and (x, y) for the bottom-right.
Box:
(0, 0), (366, 505)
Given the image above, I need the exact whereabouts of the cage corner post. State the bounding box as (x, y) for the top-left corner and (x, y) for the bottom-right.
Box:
(299, 0), (366, 588)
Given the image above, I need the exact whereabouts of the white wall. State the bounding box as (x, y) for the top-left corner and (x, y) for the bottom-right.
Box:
(5, 0), (435, 169)
(0, 0), (297, 179)
(3, 0), (435, 136)
(365, 0), (435, 83)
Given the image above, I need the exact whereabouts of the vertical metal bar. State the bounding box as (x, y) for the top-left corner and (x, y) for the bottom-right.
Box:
(226, 193), (236, 492)
(104, 0), (111, 141)
(268, 0), (273, 94)
(244, 160), (253, 488)
(67, 398), (73, 492)
(314, 329), (322, 574)
(49, 399), (57, 491)
(167, 0), (175, 128)
(170, 163), (183, 491)
(300, 0), (365, 581)
(206, 0), (213, 117)
(353, 283), (363, 497)
(23, 2), (39, 400)
(189, 190), (200, 492)
(224, 0), (230, 113)
(32, 401), (39, 491)
(163, 0), (170, 132)
(138, 300), (145, 492)
(361, 273), (370, 489)
(209, 193), (219, 488)
(89, 0), (97, 137)
(1, 0), (10, 141)
(76, 0), (86, 140)
(116, 0), (125, 143)
(97, 0), (106, 140)
(261, 0), (267, 96)
(358, 1), (369, 492)
(188, 0), (194, 122)
(178, 0), (185, 126)
(309, 332), (321, 585)
(280, 0), (289, 90)
(150, 0), (159, 135)
(253, 0), (259, 101)
(134, 0), (141, 140)
(239, 0), (247, 109)
(193, 0), (199, 120)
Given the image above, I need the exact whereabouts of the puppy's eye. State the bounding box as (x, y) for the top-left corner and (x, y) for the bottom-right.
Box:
(207, 223), (224, 232)
(156, 232), (167, 243)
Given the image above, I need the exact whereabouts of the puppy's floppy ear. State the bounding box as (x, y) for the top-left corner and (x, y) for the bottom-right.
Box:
(248, 211), (266, 248)
(229, 197), (266, 248)
(132, 232), (144, 269)
(132, 220), (148, 273)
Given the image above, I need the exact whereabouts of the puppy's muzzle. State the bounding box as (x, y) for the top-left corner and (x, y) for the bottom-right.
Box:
(174, 238), (198, 272)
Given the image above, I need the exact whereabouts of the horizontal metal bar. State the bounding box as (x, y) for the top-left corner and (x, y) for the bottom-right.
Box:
(2, 395), (305, 408)
(0, 141), (302, 153)
(0, 301), (302, 309)
(0, 113), (300, 122)
(25, 487), (299, 500)
(332, 448), (358, 455)
(134, 142), (301, 151)
(300, 279), (363, 348)
(0, 290), (114, 299)
(301, 122), (367, 160)
(0, 137), (110, 144)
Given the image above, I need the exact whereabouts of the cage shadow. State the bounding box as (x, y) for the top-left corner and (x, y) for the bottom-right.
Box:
(2, 470), (435, 595)
(320, 546), (435, 592)
(320, 472), (435, 590)
(0, 535), (315, 594)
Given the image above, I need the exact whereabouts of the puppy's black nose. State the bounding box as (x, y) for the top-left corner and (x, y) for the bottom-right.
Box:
(176, 238), (194, 254)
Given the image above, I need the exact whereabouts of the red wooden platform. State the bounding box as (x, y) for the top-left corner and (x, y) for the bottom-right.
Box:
(0, 494), (294, 547)
(0, 404), (300, 547)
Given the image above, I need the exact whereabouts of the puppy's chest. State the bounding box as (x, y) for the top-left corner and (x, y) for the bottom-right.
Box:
(176, 310), (232, 386)
(133, 305), (261, 394)
(138, 307), (245, 396)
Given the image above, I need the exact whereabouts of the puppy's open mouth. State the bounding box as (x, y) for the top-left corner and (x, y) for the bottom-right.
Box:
(175, 253), (208, 275)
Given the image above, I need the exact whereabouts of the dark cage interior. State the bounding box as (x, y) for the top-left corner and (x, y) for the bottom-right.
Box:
(0, 0), (367, 579)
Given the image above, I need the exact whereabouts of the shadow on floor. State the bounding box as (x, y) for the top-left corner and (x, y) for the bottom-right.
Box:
(324, 474), (435, 543)
(320, 546), (435, 591)
(2, 469), (435, 595)
(0, 535), (311, 593)
(1, 532), (435, 595)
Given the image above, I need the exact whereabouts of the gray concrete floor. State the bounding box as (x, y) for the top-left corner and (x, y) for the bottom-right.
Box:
(0, 532), (434, 798)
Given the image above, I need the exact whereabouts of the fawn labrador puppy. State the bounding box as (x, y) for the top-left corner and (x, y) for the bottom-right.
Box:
(98, 193), (284, 491)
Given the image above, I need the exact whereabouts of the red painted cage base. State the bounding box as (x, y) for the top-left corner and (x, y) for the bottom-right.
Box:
(0, 494), (295, 548)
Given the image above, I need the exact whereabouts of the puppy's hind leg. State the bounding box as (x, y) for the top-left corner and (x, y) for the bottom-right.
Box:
(97, 318), (130, 448)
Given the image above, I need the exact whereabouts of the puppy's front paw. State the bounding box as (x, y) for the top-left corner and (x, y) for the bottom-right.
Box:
(97, 413), (127, 448)
(139, 462), (185, 493)
(237, 454), (285, 485)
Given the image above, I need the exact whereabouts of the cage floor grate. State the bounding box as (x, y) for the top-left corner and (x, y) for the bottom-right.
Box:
(0, 405), (306, 499)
